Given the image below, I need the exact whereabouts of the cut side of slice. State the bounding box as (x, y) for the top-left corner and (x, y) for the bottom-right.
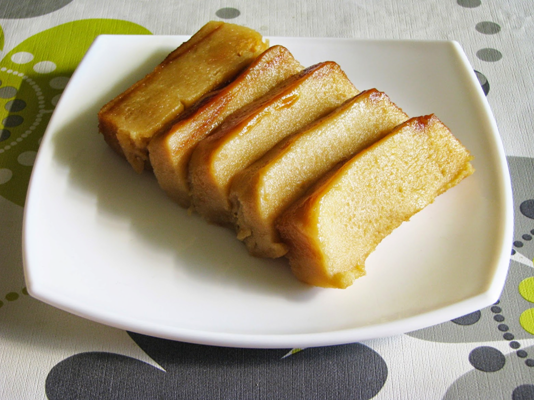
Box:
(276, 114), (474, 289)
(148, 45), (303, 208)
(98, 21), (268, 172)
(188, 61), (359, 226)
(230, 89), (409, 258)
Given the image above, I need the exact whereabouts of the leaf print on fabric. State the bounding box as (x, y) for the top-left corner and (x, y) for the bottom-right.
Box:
(0, 24), (4, 51)
(0, 19), (151, 206)
(45, 334), (388, 400)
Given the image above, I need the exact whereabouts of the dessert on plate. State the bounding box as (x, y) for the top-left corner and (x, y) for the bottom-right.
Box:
(98, 21), (268, 173)
(148, 45), (303, 207)
(229, 89), (409, 258)
(96, 20), (476, 289)
(188, 61), (359, 226)
(276, 114), (474, 289)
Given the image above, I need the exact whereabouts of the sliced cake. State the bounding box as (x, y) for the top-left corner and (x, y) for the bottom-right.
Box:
(148, 45), (304, 208)
(229, 89), (409, 258)
(276, 115), (474, 289)
(188, 61), (359, 226)
(98, 21), (268, 172)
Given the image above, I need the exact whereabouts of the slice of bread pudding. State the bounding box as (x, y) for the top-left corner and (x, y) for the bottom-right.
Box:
(98, 21), (268, 172)
(148, 45), (303, 208)
(276, 115), (474, 289)
(188, 61), (359, 226)
(230, 89), (409, 258)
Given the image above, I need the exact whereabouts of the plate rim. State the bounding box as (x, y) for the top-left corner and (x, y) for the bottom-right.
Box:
(22, 35), (513, 348)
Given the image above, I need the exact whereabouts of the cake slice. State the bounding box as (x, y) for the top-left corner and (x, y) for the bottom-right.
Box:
(148, 45), (303, 208)
(276, 115), (474, 289)
(188, 61), (359, 226)
(98, 21), (268, 172)
(229, 89), (409, 258)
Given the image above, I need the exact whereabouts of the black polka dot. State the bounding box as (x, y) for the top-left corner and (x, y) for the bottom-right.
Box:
(452, 310), (481, 325)
(498, 324), (509, 332)
(457, 0), (481, 7)
(514, 241), (524, 248)
(2, 115), (24, 128)
(531, 229), (534, 235)
(522, 234), (532, 241)
(526, 359), (534, 367)
(474, 70), (490, 96)
(216, 7), (240, 19)
(468, 346), (506, 372)
(503, 333), (514, 340)
(494, 300), (500, 305)
(491, 306), (502, 313)
(476, 48), (503, 62)
(5, 99), (26, 112)
(0, 129), (10, 142)
(520, 200), (534, 219)
(510, 341), (520, 349)
(513, 385), (534, 400)
(494, 315), (505, 322)
(475, 21), (501, 34)
(517, 350), (528, 358)
(0, 86), (18, 99)
(512, 249), (516, 255)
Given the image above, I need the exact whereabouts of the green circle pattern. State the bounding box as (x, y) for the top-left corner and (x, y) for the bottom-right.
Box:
(519, 276), (534, 335)
(0, 287), (28, 309)
(0, 19), (151, 206)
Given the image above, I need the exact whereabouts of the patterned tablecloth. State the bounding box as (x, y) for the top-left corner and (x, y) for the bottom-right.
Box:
(1, 0), (533, 399)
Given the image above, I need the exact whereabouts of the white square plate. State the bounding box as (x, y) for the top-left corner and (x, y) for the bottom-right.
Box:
(23, 35), (513, 348)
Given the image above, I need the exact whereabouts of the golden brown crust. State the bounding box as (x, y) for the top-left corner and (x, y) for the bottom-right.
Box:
(229, 89), (409, 259)
(148, 45), (303, 208)
(98, 21), (268, 173)
(188, 61), (359, 227)
(96, 21), (477, 290)
(276, 114), (474, 289)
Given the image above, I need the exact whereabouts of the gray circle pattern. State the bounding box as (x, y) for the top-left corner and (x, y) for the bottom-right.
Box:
(2, 115), (24, 128)
(215, 7), (241, 19)
(0, 130), (10, 142)
(477, 48), (503, 62)
(460, 0), (504, 81)
(519, 200), (534, 219)
(452, 311), (481, 325)
(468, 346), (506, 372)
(475, 71), (490, 95)
(476, 21), (501, 34)
(0, 87), (18, 99)
(5, 99), (26, 113)
(457, 0), (481, 8)
(513, 385), (534, 400)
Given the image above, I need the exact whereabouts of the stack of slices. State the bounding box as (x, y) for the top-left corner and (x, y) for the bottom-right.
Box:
(98, 21), (474, 289)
